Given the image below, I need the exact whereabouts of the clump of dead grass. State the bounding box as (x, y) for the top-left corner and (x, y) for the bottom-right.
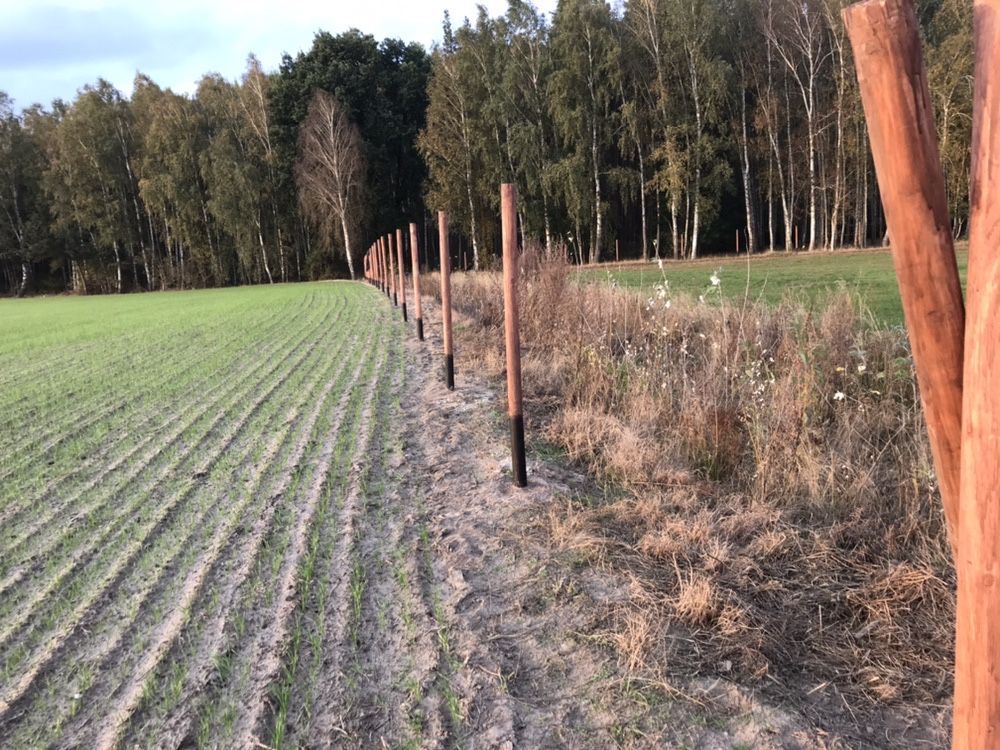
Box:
(421, 248), (954, 710)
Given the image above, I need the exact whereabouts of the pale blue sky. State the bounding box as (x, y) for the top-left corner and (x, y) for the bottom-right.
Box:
(1, 0), (559, 110)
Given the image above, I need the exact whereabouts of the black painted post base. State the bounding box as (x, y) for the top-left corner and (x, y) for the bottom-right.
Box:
(510, 414), (527, 487)
(445, 354), (455, 390)
(402, 302), (408, 322)
(417, 318), (424, 341)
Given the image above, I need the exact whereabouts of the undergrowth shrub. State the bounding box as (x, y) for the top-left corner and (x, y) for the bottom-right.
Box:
(421, 248), (953, 708)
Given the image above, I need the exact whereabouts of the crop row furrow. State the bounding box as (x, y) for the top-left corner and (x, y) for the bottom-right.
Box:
(0, 293), (280, 421)
(199, 322), (385, 749)
(0, 296), (343, 673)
(117, 302), (378, 750)
(234, 341), (385, 748)
(0, 292), (312, 488)
(0, 291), (326, 539)
(281, 323), (403, 748)
(49, 307), (364, 750)
(0, 294), (349, 729)
(0, 293), (339, 582)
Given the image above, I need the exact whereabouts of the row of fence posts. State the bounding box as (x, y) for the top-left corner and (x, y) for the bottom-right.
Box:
(357, 0), (1000, 737)
(361, 186), (527, 488)
(844, 0), (997, 745)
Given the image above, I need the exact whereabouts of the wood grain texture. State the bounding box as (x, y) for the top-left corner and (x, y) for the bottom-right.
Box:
(954, 2), (1000, 747)
(843, 0), (965, 552)
(501, 184), (523, 419)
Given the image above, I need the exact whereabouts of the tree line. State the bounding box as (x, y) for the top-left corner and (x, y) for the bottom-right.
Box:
(420, 0), (971, 269)
(0, 0), (972, 295)
(0, 32), (428, 295)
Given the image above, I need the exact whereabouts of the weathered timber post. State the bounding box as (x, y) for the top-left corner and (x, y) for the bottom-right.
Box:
(380, 239), (386, 294)
(387, 233), (398, 306)
(378, 241), (385, 293)
(843, 0), (964, 552)
(953, 2), (1000, 746)
(410, 222), (424, 340)
(439, 211), (455, 390)
(501, 184), (527, 487)
(397, 227), (408, 323)
(615, 239), (620, 263)
(382, 236), (388, 296)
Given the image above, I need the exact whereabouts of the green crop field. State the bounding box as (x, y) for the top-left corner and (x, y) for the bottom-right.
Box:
(577, 246), (970, 325)
(0, 282), (406, 748)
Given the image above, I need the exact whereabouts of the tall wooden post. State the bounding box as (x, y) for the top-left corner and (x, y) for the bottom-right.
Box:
(387, 233), (397, 306)
(410, 222), (424, 340)
(843, 0), (964, 552)
(395, 228), (406, 322)
(953, 1), (1000, 746)
(378, 241), (385, 293)
(382, 237), (389, 297)
(501, 184), (527, 487)
(438, 211), (455, 390)
(615, 239), (620, 263)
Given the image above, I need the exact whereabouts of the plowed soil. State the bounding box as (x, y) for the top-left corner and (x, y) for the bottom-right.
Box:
(0, 282), (870, 748)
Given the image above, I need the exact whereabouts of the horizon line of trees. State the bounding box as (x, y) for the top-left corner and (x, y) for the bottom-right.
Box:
(0, 32), (429, 296)
(419, 0), (971, 269)
(0, 0), (972, 296)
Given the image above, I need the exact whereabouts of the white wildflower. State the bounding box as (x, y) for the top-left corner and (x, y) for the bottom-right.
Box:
(833, 391), (846, 401)
(710, 272), (721, 287)
(857, 364), (867, 374)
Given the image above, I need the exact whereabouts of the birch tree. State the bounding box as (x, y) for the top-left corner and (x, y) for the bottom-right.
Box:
(295, 91), (366, 279)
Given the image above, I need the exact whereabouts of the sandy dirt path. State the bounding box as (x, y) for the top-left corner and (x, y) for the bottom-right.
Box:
(312, 298), (849, 750)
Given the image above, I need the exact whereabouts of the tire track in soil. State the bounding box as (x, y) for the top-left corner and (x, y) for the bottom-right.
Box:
(0, 292), (320, 547)
(0, 294), (300, 483)
(0, 293), (340, 606)
(116, 313), (379, 750)
(0, 294), (346, 717)
(55, 303), (370, 750)
(227, 323), (389, 750)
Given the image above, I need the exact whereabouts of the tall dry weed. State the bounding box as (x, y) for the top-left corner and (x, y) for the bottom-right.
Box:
(421, 249), (953, 709)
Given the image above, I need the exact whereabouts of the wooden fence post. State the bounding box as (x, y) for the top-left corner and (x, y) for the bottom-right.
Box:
(615, 239), (620, 263)
(382, 237), (389, 297)
(501, 183), (527, 487)
(843, 0), (964, 553)
(387, 233), (397, 306)
(953, 2), (1000, 746)
(397, 227), (408, 322)
(439, 211), (455, 390)
(410, 222), (424, 340)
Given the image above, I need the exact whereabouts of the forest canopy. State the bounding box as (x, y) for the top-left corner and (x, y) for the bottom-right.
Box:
(0, 0), (973, 295)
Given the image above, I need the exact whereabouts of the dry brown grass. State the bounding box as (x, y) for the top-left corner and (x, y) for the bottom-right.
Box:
(420, 247), (954, 711)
